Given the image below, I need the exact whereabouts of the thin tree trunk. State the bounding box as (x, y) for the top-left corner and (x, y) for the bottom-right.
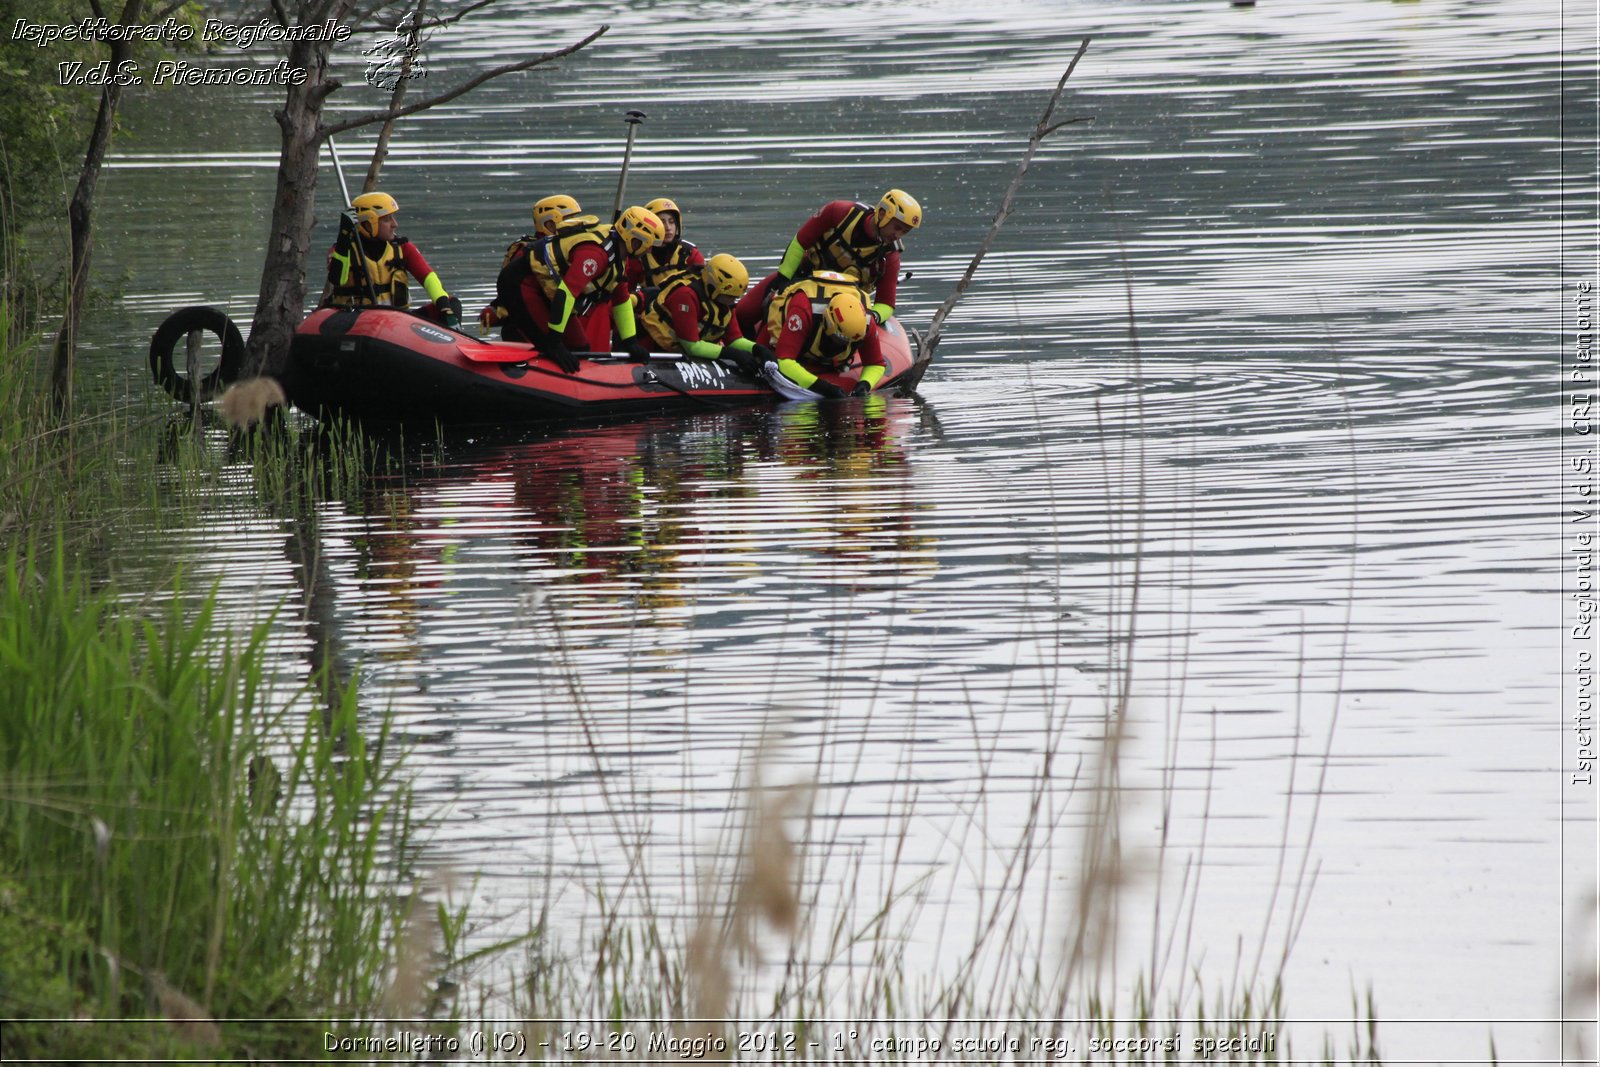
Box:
(242, 7), (351, 381)
(241, 10), (606, 381)
(49, 0), (143, 415)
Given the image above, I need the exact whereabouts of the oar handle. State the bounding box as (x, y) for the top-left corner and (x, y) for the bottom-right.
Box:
(325, 137), (380, 305)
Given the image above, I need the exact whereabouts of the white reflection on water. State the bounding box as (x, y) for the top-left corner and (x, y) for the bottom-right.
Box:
(100, 0), (1584, 1059)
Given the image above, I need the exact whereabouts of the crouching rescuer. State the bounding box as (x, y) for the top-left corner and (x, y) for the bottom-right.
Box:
(321, 192), (462, 328)
(637, 253), (774, 373)
(756, 271), (886, 398)
(494, 205), (665, 374)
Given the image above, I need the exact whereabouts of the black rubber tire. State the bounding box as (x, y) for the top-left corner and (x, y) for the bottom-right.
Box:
(149, 306), (245, 403)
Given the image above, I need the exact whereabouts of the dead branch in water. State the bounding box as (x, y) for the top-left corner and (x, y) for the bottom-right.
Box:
(922, 38), (1093, 358)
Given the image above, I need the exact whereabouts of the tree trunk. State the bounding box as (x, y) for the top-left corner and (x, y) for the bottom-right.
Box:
(242, 9), (350, 380)
(49, 0), (143, 415)
(241, 4), (604, 381)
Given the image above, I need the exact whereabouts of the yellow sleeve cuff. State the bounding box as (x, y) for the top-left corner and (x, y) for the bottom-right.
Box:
(611, 298), (639, 340)
(778, 237), (805, 278)
(551, 282), (576, 332)
(421, 272), (447, 303)
(776, 358), (816, 388)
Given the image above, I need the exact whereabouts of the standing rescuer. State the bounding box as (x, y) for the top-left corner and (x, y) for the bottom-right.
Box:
(757, 270), (885, 399)
(495, 204), (666, 373)
(322, 192), (461, 327)
(735, 188), (922, 338)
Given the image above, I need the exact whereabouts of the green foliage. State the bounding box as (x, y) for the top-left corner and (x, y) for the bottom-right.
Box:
(0, 542), (430, 1057)
(0, 0), (98, 220)
(0, 0), (208, 321)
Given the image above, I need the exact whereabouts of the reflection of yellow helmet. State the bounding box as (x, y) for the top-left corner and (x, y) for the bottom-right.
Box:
(874, 188), (922, 232)
(824, 291), (869, 341)
(703, 253), (749, 302)
(352, 191), (399, 238)
(532, 194), (581, 234)
(644, 197), (682, 231)
(615, 206), (666, 256)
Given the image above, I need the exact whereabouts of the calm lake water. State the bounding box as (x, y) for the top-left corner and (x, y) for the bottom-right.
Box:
(83, 0), (1594, 1059)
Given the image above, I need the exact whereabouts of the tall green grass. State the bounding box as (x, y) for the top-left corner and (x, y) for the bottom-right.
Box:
(0, 314), (468, 1057)
(0, 540), (439, 1058)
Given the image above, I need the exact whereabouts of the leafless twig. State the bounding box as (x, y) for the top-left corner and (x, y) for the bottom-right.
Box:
(922, 38), (1092, 358)
(319, 25), (608, 141)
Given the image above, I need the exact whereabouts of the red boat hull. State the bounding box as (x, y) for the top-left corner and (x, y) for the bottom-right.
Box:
(284, 307), (927, 425)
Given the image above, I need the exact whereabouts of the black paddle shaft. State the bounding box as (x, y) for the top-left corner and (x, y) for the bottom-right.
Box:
(611, 110), (647, 221)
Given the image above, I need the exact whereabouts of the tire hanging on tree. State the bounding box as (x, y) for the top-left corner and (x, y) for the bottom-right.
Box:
(148, 306), (244, 403)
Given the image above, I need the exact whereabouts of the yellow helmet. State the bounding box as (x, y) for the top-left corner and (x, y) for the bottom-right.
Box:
(823, 291), (869, 342)
(532, 194), (581, 234)
(615, 206), (666, 256)
(874, 188), (922, 232)
(702, 253), (749, 302)
(352, 191), (399, 238)
(644, 197), (682, 233)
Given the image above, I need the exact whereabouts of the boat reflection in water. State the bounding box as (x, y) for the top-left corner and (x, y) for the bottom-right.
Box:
(317, 398), (937, 678)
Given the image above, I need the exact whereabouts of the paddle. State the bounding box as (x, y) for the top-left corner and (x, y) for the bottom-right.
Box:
(610, 110), (646, 221)
(325, 137), (381, 305)
(457, 345), (539, 363)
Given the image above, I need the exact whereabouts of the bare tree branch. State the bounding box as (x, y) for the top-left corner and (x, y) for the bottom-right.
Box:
(1041, 115), (1094, 137)
(317, 24), (608, 141)
(922, 37), (1092, 359)
(361, 0), (427, 191)
(412, 0), (496, 30)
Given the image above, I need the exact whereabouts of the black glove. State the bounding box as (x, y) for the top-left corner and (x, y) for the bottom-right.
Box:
(851, 380), (873, 397)
(435, 294), (462, 329)
(719, 345), (762, 376)
(752, 343), (776, 364)
(536, 332), (580, 374)
(810, 378), (846, 399)
(773, 271), (794, 292)
(622, 336), (652, 363)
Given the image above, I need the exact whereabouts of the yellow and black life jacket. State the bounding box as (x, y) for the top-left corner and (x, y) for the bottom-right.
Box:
(636, 239), (700, 291)
(800, 203), (898, 292)
(640, 274), (734, 349)
(765, 271), (863, 368)
(329, 236), (411, 308)
(527, 215), (626, 315)
(499, 233), (540, 271)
